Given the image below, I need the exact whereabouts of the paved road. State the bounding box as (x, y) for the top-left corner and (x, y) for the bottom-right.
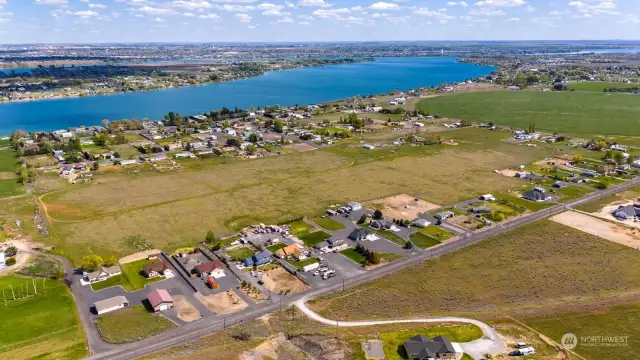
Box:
(83, 177), (640, 360)
(293, 296), (505, 360)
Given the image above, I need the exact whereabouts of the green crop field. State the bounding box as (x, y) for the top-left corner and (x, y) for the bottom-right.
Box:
(38, 127), (571, 265)
(0, 178), (25, 198)
(0, 149), (19, 172)
(340, 248), (367, 264)
(309, 220), (640, 321)
(568, 81), (639, 92)
(95, 305), (177, 344)
(0, 276), (87, 360)
(417, 91), (640, 136)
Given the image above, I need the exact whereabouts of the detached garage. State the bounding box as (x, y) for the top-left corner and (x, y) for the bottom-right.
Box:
(94, 296), (129, 315)
(148, 289), (174, 312)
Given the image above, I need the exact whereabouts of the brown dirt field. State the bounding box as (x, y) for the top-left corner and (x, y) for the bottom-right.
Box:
(196, 291), (248, 315)
(496, 169), (519, 177)
(261, 267), (310, 294)
(449, 215), (479, 230)
(367, 194), (440, 221)
(592, 202), (640, 231)
(241, 339), (278, 360)
(173, 295), (202, 322)
(550, 211), (640, 249)
(534, 157), (572, 166)
(118, 249), (162, 264)
(284, 143), (316, 152)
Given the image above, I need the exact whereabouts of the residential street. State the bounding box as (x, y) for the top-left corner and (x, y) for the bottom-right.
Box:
(82, 177), (640, 360)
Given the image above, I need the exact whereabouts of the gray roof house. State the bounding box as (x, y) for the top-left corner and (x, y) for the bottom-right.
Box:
(434, 211), (455, 220)
(347, 202), (363, 211)
(413, 219), (430, 228)
(94, 295), (129, 315)
(553, 181), (569, 188)
(314, 241), (330, 250)
(86, 265), (122, 283)
(612, 205), (640, 220)
(522, 187), (551, 202)
(403, 335), (457, 360)
(348, 228), (374, 241)
(370, 219), (391, 230)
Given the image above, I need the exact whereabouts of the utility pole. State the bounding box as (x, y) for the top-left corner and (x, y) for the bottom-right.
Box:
(9, 285), (15, 300)
(33, 278), (37, 295)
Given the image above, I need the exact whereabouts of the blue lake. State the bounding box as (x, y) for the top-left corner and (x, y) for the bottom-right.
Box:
(0, 57), (496, 134)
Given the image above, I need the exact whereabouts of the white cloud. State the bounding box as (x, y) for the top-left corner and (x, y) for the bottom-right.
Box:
(136, 6), (173, 15)
(222, 4), (255, 11)
(368, 2), (400, 11)
(199, 13), (220, 18)
(298, 21), (311, 24)
(526, 4), (535, 12)
(371, 12), (387, 18)
(297, 0), (331, 7)
(312, 7), (350, 19)
(35, 0), (68, 5)
(89, 4), (107, 9)
(155, 17), (164, 22)
(474, 0), (525, 7)
(262, 9), (283, 15)
(258, 2), (283, 10)
(507, 17), (519, 20)
(469, 8), (506, 16)
(234, 12), (252, 21)
(277, 16), (293, 22)
(413, 7), (454, 19)
(297, 14), (313, 19)
(183, 12), (196, 16)
(448, 1), (468, 6)
(170, 1), (213, 9)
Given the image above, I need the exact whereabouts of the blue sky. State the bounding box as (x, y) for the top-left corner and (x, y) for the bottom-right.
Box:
(0, 0), (638, 43)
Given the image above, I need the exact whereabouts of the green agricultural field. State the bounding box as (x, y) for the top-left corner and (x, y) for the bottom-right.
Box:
(226, 246), (255, 261)
(0, 276), (87, 360)
(287, 220), (312, 236)
(568, 81), (639, 92)
(409, 232), (440, 248)
(39, 127), (560, 265)
(309, 220), (640, 321)
(95, 305), (177, 344)
(0, 149), (19, 172)
(340, 248), (367, 264)
(0, 178), (25, 198)
(417, 91), (640, 136)
(525, 303), (640, 360)
(311, 216), (345, 231)
(379, 325), (482, 360)
(299, 230), (332, 247)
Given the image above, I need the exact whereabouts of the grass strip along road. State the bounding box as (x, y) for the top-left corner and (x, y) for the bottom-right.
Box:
(84, 177), (640, 360)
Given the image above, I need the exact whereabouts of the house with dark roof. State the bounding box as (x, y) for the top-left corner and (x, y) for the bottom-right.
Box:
(348, 228), (376, 241)
(193, 259), (226, 278)
(403, 335), (457, 360)
(612, 204), (640, 220)
(521, 187), (551, 202)
(142, 261), (174, 278)
(370, 219), (392, 230)
(243, 251), (272, 267)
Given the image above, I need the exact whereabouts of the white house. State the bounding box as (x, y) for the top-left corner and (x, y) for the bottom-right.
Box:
(119, 159), (138, 166)
(94, 296), (129, 315)
(479, 194), (496, 201)
(347, 202), (363, 211)
(0, 252), (5, 267)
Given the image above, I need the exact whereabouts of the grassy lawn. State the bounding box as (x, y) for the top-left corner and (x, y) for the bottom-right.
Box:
(497, 192), (553, 212)
(299, 230), (332, 247)
(568, 81), (639, 92)
(415, 225), (452, 241)
(340, 248), (367, 264)
(553, 185), (593, 202)
(292, 257), (320, 270)
(288, 220), (313, 236)
(417, 91), (640, 135)
(366, 225), (407, 247)
(95, 305), (177, 344)
(266, 243), (287, 253)
(525, 303), (640, 360)
(0, 149), (20, 172)
(409, 232), (440, 249)
(309, 220), (640, 321)
(461, 354), (473, 360)
(311, 216), (346, 231)
(110, 144), (142, 159)
(91, 260), (164, 292)
(226, 246), (255, 261)
(379, 325), (482, 360)
(0, 276), (88, 360)
(0, 178), (25, 198)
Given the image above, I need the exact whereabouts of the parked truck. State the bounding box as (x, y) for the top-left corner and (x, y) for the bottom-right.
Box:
(207, 278), (218, 289)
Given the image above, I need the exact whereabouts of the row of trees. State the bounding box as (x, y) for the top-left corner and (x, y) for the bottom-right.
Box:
(354, 244), (381, 265)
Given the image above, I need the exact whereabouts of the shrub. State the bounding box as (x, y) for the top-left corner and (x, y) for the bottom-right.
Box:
(5, 257), (16, 266)
(5, 246), (17, 257)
